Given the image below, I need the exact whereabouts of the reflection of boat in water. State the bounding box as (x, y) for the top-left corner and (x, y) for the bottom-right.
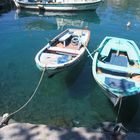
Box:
(13, 0), (102, 11)
(15, 9), (100, 30)
(56, 18), (84, 30)
(107, 0), (140, 24)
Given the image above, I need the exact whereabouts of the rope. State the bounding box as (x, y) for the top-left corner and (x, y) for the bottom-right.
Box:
(0, 68), (45, 127)
(84, 44), (100, 61)
(10, 68), (45, 116)
(84, 46), (94, 61)
(116, 97), (123, 123)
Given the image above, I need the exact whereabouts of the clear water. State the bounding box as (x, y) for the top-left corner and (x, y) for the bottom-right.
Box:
(0, 0), (140, 131)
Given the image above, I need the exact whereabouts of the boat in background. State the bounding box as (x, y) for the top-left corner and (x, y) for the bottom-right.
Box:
(92, 36), (140, 106)
(13, 0), (102, 11)
(35, 28), (90, 76)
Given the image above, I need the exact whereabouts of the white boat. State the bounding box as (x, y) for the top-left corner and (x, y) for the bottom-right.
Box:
(13, 0), (102, 11)
(35, 28), (90, 76)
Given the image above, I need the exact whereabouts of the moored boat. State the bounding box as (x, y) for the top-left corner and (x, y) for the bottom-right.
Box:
(92, 36), (140, 106)
(35, 28), (90, 76)
(13, 0), (102, 11)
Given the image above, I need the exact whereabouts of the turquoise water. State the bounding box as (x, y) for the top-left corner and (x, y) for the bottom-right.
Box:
(0, 0), (140, 131)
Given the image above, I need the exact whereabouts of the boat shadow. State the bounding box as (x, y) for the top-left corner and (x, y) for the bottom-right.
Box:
(64, 55), (91, 99)
(114, 94), (139, 125)
(0, 0), (14, 16)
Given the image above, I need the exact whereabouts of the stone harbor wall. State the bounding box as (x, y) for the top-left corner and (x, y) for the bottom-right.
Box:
(0, 123), (108, 140)
(0, 116), (140, 140)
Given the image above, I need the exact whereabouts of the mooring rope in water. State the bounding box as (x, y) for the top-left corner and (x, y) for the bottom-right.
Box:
(116, 97), (123, 123)
(85, 47), (94, 61)
(0, 68), (46, 128)
(84, 44), (100, 61)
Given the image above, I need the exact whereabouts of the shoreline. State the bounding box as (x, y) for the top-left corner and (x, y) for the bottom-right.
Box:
(0, 117), (140, 140)
(0, 122), (121, 140)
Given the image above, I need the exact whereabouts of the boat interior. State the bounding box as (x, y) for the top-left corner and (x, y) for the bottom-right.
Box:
(97, 49), (140, 83)
(44, 29), (88, 55)
(39, 29), (89, 65)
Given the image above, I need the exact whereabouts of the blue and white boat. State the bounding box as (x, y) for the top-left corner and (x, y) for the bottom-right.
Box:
(13, 0), (102, 11)
(35, 28), (90, 76)
(92, 36), (140, 106)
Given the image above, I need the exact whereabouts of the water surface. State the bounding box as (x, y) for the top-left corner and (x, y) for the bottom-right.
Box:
(0, 0), (140, 131)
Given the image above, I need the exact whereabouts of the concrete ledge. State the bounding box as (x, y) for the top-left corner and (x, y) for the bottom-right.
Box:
(0, 121), (140, 140)
(0, 123), (107, 140)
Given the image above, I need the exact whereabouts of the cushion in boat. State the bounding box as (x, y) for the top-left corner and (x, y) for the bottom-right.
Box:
(57, 55), (70, 64)
(105, 77), (135, 91)
(110, 53), (128, 67)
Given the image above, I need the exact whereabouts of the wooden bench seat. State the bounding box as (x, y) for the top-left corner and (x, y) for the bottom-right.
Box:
(48, 46), (79, 56)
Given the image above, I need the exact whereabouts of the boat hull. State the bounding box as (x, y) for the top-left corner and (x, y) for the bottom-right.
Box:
(13, 0), (102, 11)
(36, 50), (85, 76)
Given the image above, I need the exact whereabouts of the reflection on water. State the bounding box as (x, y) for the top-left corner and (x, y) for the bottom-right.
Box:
(15, 9), (100, 30)
(0, 2), (13, 16)
(107, 0), (140, 23)
(107, 0), (140, 12)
